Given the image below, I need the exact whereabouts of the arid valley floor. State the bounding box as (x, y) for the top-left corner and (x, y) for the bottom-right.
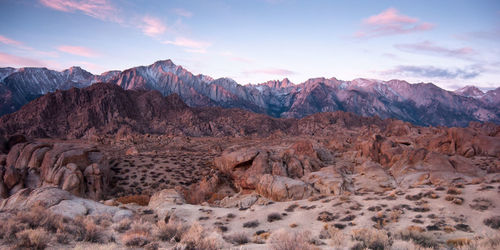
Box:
(1, 124), (499, 249)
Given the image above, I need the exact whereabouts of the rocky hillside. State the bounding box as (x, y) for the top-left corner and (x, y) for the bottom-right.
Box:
(0, 59), (499, 126)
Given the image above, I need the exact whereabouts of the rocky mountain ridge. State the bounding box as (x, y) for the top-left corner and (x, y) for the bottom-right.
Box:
(1, 59), (499, 126)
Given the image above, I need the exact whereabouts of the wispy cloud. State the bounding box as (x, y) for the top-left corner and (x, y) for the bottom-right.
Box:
(0, 52), (46, 67)
(39, 0), (121, 22)
(141, 16), (167, 37)
(58, 45), (100, 57)
(163, 37), (211, 53)
(0, 34), (59, 57)
(243, 68), (295, 76)
(356, 8), (434, 38)
(395, 41), (476, 58)
(172, 8), (193, 18)
(382, 65), (480, 79)
(0, 35), (27, 48)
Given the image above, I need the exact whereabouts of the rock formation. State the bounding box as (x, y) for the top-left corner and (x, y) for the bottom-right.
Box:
(0, 141), (110, 200)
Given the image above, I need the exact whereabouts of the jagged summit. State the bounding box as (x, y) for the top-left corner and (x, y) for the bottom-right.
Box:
(455, 85), (485, 98)
(0, 59), (499, 126)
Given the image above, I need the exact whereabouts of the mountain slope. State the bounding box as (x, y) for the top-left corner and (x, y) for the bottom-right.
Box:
(0, 59), (498, 127)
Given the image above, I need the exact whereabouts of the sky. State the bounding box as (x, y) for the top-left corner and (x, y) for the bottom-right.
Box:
(0, 0), (499, 90)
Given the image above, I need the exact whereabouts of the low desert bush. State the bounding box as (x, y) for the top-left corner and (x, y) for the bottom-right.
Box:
(179, 223), (223, 249)
(396, 226), (438, 248)
(15, 228), (51, 250)
(351, 228), (390, 250)
(446, 238), (473, 247)
(113, 218), (132, 233)
(243, 220), (259, 228)
(122, 221), (152, 247)
(483, 216), (500, 229)
(226, 232), (249, 245)
(154, 220), (187, 242)
(267, 212), (283, 222)
(269, 229), (316, 250)
(390, 239), (433, 250)
(447, 187), (462, 195)
(326, 226), (346, 247)
(76, 216), (110, 243)
(116, 194), (150, 206)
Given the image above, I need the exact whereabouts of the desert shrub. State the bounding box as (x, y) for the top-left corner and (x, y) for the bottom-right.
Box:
(154, 220), (188, 242)
(226, 232), (249, 245)
(285, 204), (299, 212)
(390, 239), (432, 250)
(447, 187), (462, 195)
(243, 220), (259, 228)
(15, 228), (51, 250)
(113, 218), (132, 233)
(483, 216), (500, 229)
(116, 194), (150, 206)
(396, 226), (438, 248)
(269, 229), (316, 250)
(326, 226), (345, 247)
(470, 198), (493, 211)
(352, 228), (390, 250)
(122, 221), (152, 247)
(76, 216), (109, 243)
(179, 223), (223, 250)
(267, 212), (282, 222)
(447, 238), (472, 247)
(123, 230), (150, 247)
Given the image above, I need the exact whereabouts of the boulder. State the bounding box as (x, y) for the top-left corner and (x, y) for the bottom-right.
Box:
(0, 187), (132, 221)
(218, 193), (259, 209)
(213, 141), (329, 191)
(256, 174), (314, 201)
(302, 166), (347, 195)
(149, 189), (185, 218)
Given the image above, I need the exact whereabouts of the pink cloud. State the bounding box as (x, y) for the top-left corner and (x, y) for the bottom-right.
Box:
(395, 41), (476, 58)
(244, 68), (295, 76)
(356, 8), (434, 38)
(173, 8), (193, 18)
(39, 0), (120, 22)
(141, 16), (167, 37)
(58, 45), (100, 57)
(0, 52), (46, 67)
(163, 37), (211, 53)
(0, 35), (25, 47)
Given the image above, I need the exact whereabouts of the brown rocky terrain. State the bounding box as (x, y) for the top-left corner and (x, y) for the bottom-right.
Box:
(0, 83), (498, 249)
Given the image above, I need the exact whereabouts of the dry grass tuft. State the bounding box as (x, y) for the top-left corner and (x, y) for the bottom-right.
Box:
(352, 228), (390, 250)
(154, 220), (187, 242)
(122, 220), (152, 247)
(226, 232), (249, 245)
(269, 229), (317, 250)
(179, 223), (223, 249)
(396, 226), (438, 248)
(446, 238), (472, 247)
(15, 228), (51, 250)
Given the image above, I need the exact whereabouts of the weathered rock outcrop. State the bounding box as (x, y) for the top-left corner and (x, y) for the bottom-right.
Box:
(0, 141), (110, 200)
(256, 174), (314, 201)
(213, 140), (330, 200)
(0, 187), (132, 221)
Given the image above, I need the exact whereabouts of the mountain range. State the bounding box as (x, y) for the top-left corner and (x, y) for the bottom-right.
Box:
(0, 59), (499, 127)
